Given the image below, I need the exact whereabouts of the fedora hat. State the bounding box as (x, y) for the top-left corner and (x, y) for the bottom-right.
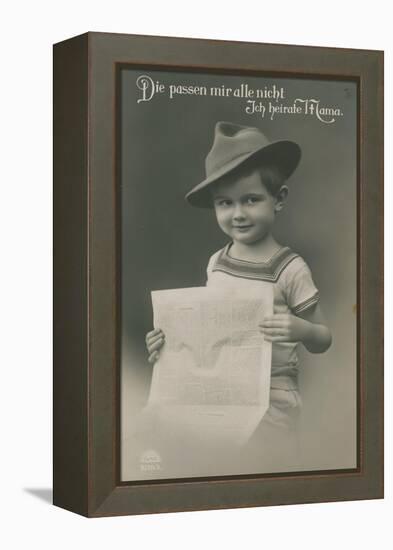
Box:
(185, 121), (301, 208)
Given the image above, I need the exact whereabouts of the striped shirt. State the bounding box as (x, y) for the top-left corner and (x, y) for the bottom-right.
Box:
(206, 243), (319, 390)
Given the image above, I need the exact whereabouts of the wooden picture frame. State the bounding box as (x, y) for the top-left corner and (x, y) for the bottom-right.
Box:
(53, 32), (383, 517)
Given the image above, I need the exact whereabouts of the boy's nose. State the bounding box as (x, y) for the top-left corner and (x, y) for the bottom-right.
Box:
(232, 204), (246, 221)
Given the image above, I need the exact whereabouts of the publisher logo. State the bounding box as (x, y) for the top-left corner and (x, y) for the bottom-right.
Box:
(139, 449), (162, 472)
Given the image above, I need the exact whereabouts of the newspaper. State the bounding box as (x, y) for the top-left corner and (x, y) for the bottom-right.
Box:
(144, 285), (273, 446)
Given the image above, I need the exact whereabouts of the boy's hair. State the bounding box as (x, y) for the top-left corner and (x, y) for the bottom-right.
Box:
(211, 159), (286, 201)
(255, 165), (286, 197)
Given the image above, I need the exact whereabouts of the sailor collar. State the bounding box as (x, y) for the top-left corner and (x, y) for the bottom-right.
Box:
(211, 242), (299, 282)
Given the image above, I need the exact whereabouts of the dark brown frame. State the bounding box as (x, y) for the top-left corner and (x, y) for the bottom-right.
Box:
(53, 32), (383, 517)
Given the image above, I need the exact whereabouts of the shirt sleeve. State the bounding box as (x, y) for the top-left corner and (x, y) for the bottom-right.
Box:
(285, 260), (319, 315)
(205, 252), (217, 285)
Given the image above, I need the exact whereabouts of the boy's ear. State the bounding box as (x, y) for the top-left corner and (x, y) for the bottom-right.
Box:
(274, 185), (289, 212)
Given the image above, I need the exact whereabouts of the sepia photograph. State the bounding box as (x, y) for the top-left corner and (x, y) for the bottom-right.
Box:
(119, 67), (358, 481)
(52, 29), (382, 518)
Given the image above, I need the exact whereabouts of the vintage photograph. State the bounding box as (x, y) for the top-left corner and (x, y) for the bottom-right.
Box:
(119, 67), (357, 481)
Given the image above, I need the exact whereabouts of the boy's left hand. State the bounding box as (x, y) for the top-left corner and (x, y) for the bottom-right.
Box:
(259, 313), (311, 343)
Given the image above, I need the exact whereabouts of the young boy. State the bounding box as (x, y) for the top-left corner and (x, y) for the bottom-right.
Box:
(146, 121), (331, 471)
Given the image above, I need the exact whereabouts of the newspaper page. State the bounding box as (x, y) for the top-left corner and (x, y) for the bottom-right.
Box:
(144, 285), (273, 448)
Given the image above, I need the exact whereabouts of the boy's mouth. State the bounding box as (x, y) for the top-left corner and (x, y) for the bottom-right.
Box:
(233, 225), (253, 231)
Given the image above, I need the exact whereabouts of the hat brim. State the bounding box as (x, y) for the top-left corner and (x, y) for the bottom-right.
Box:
(185, 140), (301, 208)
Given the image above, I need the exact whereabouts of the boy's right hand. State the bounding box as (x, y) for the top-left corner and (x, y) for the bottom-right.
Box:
(146, 328), (165, 364)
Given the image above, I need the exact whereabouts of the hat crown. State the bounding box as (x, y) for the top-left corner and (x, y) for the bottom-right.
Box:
(185, 120), (301, 208)
(206, 122), (270, 176)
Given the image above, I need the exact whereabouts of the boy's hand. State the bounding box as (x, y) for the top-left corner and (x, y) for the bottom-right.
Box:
(146, 328), (165, 364)
(259, 314), (311, 343)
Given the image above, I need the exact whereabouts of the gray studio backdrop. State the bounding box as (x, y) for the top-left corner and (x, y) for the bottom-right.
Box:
(120, 68), (357, 480)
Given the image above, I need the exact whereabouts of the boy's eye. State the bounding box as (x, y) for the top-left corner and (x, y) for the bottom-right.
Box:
(245, 196), (261, 204)
(215, 199), (232, 207)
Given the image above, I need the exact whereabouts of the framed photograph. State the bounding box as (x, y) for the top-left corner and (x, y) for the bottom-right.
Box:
(53, 32), (383, 517)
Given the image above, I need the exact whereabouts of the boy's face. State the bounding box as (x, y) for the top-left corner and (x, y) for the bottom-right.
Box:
(212, 169), (280, 246)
